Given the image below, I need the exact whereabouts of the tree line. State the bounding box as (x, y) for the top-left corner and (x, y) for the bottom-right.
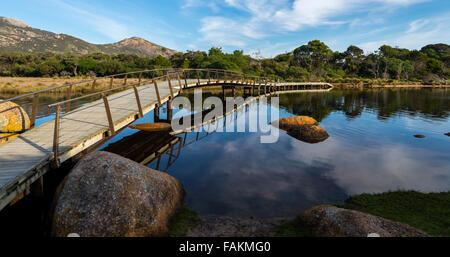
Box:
(0, 41), (448, 83)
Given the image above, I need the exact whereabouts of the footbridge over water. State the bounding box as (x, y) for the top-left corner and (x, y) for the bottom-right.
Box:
(0, 68), (333, 211)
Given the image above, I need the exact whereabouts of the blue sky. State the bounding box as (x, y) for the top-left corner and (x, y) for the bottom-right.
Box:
(2, 0), (450, 57)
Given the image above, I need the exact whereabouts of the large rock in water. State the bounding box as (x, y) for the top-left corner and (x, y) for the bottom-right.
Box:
(272, 116), (318, 130)
(272, 116), (329, 144)
(52, 151), (185, 237)
(300, 205), (429, 237)
(0, 101), (30, 133)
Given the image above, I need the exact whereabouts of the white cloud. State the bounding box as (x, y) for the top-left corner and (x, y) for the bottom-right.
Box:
(189, 0), (431, 54)
(407, 18), (430, 33)
(50, 0), (131, 41)
(199, 17), (249, 47)
(358, 14), (450, 53)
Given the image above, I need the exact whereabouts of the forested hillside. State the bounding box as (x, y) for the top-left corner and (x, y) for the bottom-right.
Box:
(0, 40), (448, 83)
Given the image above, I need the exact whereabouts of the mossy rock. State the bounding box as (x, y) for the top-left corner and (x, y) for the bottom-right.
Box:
(0, 101), (30, 133)
(272, 116), (318, 130)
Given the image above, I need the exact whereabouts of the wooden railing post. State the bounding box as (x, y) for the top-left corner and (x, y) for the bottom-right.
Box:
(53, 104), (61, 167)
(90, 79), (96, 102)
(196, 70), (200, 85)
(133, 86), (143, 118)
(177, 73), (183, 93)
(66, 85), (72, 113)
(109, 77), (114, 90)
(124, 74), (128, 85)
(167, 73), (174, 98)
(30, 93), (40, 128)
(153, 79), (161, 105)
(102, 94), (115, 135)
(207, 70), (211, 83)
(138, 72), (142, 86)
(183, 71), (188, 88)
(215, 70), (219, 81)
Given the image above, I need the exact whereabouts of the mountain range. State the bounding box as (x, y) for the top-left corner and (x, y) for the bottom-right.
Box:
(0, 17), (177, 57)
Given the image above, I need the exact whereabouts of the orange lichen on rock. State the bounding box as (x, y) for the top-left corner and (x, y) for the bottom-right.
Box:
(0, 101), (30, 133)
(0, 133), (19, 144)
(271, 116), (318, 130)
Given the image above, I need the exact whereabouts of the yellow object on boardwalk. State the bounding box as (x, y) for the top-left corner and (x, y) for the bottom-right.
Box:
(0, 101), (30, 133)
(128, 123), (171, 132)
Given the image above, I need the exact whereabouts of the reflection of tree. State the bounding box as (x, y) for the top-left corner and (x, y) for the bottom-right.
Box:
(278, 89), (450, 121)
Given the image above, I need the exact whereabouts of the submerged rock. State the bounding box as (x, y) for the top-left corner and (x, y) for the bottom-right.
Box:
(414, 134), (426, 138)
(287, 125), (329, 143)
(300, 205), (429, 237)
(272, 116), (318, 130)
(0, 101), (30, 133)
(52, 151), (185, 237)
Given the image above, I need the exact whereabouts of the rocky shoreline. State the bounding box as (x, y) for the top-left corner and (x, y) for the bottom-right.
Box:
(50, 151), (434, 238)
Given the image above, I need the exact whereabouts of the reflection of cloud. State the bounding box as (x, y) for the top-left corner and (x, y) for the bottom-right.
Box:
(289, 134), (450, 195)
(167, 97), (450, 218)
(174, 131), (348, 217)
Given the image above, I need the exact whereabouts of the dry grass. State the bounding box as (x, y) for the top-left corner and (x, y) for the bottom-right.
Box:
(0, 77), (140, 95)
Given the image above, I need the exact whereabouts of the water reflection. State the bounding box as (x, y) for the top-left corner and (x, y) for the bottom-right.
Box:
(160, 88), (449, 218)
(279, 88), (450, 121)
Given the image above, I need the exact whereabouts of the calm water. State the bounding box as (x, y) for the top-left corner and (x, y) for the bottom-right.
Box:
(143, 88), (449, 218)
(5, 88), (450, 218)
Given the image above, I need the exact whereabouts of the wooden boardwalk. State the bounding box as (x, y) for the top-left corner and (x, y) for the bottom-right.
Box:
(0, 69), (333, 211)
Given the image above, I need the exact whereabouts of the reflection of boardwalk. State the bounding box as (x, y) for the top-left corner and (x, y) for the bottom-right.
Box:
(106, 98), (254, 172)
(0, 68), (332, 210)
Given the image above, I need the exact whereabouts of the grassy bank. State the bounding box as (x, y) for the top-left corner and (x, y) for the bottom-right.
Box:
(167, 206), (200, 237)
(1, 77), (449, 96)
(169, 191), (450, 237)
(275, 191), (450, 237)
(339, 190), (450, 237)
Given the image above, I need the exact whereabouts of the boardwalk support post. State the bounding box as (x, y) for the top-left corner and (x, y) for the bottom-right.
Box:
(30, 93), (40, 128)
(102, 94), (115, 136)
(154, 104), (160, 122)
(167, 97), (173, 122)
